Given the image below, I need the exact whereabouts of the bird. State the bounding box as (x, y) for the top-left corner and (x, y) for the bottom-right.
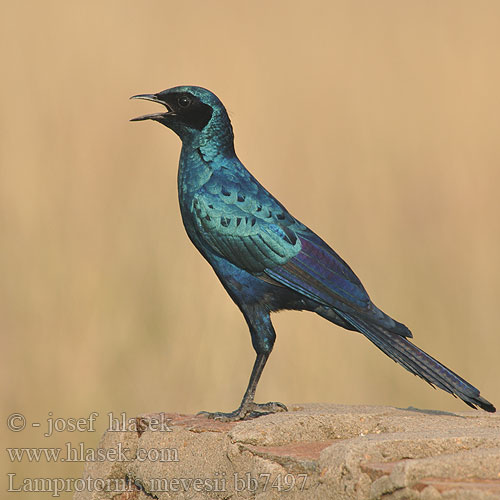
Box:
(131, 85), (495, 420)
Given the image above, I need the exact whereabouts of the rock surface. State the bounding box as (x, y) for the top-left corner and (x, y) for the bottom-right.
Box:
(74, 404), (500, 499)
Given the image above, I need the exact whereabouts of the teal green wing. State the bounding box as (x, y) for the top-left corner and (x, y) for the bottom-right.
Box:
(191, 173), (373, 312)
(192, 178), (302, 273)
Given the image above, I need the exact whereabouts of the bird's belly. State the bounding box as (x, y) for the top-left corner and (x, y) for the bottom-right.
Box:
(208, 253), (311, 312)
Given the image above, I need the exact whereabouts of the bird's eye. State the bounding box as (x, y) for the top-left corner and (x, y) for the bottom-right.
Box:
(178, 95), (192, 108)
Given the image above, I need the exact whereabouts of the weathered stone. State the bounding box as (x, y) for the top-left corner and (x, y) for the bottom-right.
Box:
(74, 404), (500, 500)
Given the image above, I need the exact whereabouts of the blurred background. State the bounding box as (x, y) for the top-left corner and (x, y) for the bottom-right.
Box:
(2, 0), (499, 496)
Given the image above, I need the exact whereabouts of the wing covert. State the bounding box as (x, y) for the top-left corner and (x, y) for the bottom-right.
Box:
(192, 173), (371, 312)
(192, 186), (302, 273)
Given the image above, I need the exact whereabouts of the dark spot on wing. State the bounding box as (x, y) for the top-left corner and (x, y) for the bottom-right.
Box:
(282, 226), (297, 245)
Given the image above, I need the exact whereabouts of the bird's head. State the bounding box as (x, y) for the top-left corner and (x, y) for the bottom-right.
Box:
(131, 86), (234, 151)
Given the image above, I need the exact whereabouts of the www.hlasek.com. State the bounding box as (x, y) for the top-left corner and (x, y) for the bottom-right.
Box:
(7, 442), (179, 463)
(7, 472), (308, 497)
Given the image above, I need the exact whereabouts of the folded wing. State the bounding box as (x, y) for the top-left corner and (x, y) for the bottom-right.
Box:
(192, 177), (380, 317)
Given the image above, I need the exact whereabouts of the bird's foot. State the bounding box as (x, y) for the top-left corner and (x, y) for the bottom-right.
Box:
(197, 401), (287, 422)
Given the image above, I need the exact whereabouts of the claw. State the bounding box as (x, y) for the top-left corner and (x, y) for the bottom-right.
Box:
(197, 401), (288, 422)
(196, 410), (212, 417)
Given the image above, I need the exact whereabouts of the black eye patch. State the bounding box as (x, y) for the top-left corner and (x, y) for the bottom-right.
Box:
(181, 102), (213, 130)
(169, 92), (213, 131)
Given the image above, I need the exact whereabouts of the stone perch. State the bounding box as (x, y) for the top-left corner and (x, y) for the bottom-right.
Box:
(74, 404), (500, 499)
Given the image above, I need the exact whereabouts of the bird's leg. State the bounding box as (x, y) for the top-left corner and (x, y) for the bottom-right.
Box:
(198, 352), (287, 422)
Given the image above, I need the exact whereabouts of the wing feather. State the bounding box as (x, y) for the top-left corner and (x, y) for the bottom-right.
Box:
(265, 233), (370, 309)
(192, 175), (371, 312)
(192, 187), (301, 272)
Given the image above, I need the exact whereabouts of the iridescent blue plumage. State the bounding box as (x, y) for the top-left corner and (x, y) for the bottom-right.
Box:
(132, 85), (495, 419)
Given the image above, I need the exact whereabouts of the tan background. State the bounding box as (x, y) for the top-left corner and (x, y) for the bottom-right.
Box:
(2, 1), (499, 496)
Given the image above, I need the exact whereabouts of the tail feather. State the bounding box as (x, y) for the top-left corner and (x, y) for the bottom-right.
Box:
(337, 311), (496, 413)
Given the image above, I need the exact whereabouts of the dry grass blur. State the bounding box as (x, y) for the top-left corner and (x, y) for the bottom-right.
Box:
(2, 1), (500, 496)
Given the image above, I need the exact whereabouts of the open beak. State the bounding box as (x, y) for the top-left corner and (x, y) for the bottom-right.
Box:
(130, 94), (173, 122)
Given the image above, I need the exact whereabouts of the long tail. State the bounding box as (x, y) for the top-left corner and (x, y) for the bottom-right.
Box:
(336, 311), (495, 412)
